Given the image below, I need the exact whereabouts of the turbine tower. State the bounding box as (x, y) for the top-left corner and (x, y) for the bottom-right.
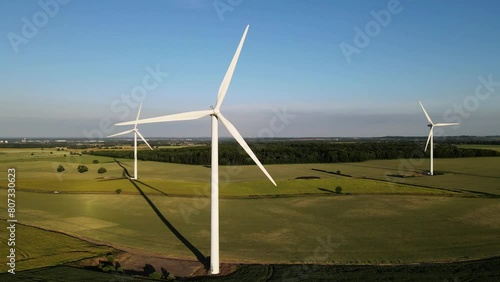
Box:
(108, 102), (153, 180)
(419, 101), (459, 175)
(116, 25), (276, 274)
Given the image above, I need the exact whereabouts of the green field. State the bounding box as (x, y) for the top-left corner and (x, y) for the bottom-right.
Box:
(3, 148), (500, 197)
(304, 157), (500, 196)
(3, 258), (500, 282)
(1, 191), (499, 265)
(0, 222), (112, 273)
(0, 147), (499, 280)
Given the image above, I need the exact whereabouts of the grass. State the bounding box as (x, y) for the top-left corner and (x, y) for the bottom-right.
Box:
(0, 222), (113, 273)
(0, 147), (499, 278)
(0, 149), (500, 281)
(305, 157), (500, 195)
(201, 259), (500, 281)
(3, 147), (491, 197)
(4, 258), (500, 281)
(1, 190), (499, 266)
(0, 266), (148, 282)
(3, 162), (458, 197)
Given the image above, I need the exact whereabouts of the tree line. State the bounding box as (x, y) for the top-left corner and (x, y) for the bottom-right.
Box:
(87, 141), (500, 165)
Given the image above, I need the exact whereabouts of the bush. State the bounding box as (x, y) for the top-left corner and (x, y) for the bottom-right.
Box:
(101, 266), (111, 272)
(77, 165), (88, 173)
(149, 272), (163, 279)
(93, 160), (99, 164)
(115, 188), (122, 194)
(56, 165), (65, 173)
(106, 254), (114, 263)
(336, 170), (341, 174)
(98, 167), (107, 174)
(335, 186), (342, 194)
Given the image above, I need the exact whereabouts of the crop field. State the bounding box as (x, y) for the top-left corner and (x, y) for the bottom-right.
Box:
(307, 157), (500, 196)
(1, 190), (499, 265)
(0, 222), (112, 273)
(3, 258), (500, 282)
(4, 148), (499, 197)
(0, 147), (499, 280)
(0, 148), (465, 197)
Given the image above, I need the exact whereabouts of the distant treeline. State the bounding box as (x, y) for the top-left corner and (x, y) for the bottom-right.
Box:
(87, 141), (500, 165)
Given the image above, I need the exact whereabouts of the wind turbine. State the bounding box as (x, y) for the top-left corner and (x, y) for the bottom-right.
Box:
(116, 25), (276, 274)
(108, 102), (153, 180)
(419, 101), (459, 175)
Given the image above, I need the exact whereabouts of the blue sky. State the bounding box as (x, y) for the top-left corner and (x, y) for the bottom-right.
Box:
(1, 0), (499, 138)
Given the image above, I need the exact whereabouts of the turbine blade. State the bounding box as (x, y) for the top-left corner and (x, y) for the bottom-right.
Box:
(136, 130), (153, 150)
(419, 101), (434, 125)
(434, 123), (460, 127)
(218, 113), (277, 186)
(116, 110), (212, 126)
(424, 129), (433, 152)
(107, 129), (135, 138)
(134, 102), (143, 130)
(215, 25), (249, 111)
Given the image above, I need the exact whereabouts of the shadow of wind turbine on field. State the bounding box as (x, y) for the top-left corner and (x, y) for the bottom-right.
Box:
(127, 178), (209, 269)
(318, 188), (336, 194)
(114, 159), (133, 179)
(134, 180), (170, 197)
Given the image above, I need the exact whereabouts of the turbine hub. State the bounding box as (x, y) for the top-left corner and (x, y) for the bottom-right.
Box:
(427, 124), (433, 128)
(210, 106), (220, 116)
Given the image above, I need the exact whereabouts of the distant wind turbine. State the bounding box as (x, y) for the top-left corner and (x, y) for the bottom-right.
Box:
(116, 25), (276, 274)
(419, 101), (459, 175)
(108, 102), (153, 180)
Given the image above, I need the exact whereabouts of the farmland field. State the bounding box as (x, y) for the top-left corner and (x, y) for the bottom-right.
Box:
(1, 191), (499, 265)
(0, 222), (112, 273)
(2, 148), (500, 196)
(1, 147), (499, 280)
(307, 157), (500, 196)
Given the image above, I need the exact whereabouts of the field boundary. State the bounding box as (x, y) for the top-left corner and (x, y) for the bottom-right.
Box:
(0, 186), (469, 199)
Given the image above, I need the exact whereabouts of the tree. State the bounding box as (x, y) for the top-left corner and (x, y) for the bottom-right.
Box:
(115, 189), (122, 194)
(77, 165), (88, 173)
(93, 159), (99, 164)
(335, 186), (343, 194)
(97, 167), (107, 174)
(56, 165), (65, 173)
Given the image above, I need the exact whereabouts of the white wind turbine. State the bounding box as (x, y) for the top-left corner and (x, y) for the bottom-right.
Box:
(116, 25), (276, 274)
(108, 102), (153, 180)
(419, 101), (459, 175)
